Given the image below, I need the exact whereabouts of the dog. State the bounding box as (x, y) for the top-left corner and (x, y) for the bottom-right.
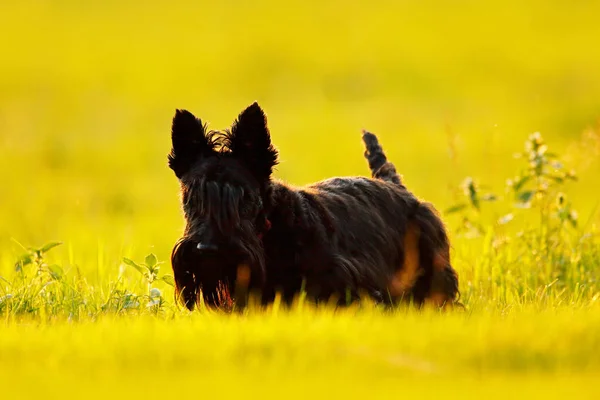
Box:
(168, 102), (460, 310)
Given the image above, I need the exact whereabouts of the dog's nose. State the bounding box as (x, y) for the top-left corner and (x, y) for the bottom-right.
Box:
(196, 242), (218, 251)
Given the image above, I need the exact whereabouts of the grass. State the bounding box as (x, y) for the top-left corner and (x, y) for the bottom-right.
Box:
(3, 307), (600, 399)
(1, 0), (600, 398)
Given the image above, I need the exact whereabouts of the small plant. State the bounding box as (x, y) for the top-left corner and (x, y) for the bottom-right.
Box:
(444, 131), (588, 306)
(446, 131), (579, 233)
(446, 176), (497, 237)
(100, 288), (141, 312)
(122, 253), (174, 310)
(0, 241), (65, 316)
(14, 241), (64, 279)
(507, 132), (578, 226)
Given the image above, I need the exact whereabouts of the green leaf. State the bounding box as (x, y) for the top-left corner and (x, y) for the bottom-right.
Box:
(512, 176), (531, 192)
(122, 257), (145, 275)
(481, 193), (497, 202)
(123, 298), (140, 309)
(566, 174), (578, 181)
(39, 242), (63, 254)
(150, 265), (160, 275)
(15, 253), (33, 270)
(466, 183), (480, 210)
(161, 275), (175, 287)
(517, 190), (534, 203)
(48, 264), (64, 280)
(445, 204), (467, 214)
(548, 175), (564, 184)
(144, 253), (158, 269)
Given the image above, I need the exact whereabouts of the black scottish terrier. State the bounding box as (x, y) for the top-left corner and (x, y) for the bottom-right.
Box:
(169, 102), (459, 310)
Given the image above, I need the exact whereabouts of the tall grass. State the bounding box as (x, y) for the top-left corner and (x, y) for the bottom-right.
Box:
(1, 130), (597, 318)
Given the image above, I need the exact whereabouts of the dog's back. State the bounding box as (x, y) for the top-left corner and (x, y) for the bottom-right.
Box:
(267, 176), (420, 304)
(269, 170), (460, 308)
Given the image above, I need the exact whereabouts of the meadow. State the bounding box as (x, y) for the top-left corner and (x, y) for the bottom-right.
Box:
(1, 0), (600, 398)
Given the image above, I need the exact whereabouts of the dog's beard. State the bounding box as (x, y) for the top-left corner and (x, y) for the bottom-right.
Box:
(170, 232), (265, 310)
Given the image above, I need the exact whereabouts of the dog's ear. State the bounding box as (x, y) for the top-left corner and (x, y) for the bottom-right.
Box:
(228, 102), (278, 182)
(168, 109), (215, 179)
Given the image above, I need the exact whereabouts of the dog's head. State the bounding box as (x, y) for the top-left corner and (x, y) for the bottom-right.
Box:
(168, 102), (278, 310)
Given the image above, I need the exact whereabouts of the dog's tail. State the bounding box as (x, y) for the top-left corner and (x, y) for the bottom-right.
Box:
(362, 130), (404, 187)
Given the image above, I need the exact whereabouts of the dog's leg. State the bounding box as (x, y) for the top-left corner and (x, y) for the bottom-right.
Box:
(173, 269), (198, 311)
(233, 263), (253, 311)
(424, 249), (461, 309)
(397, 204), (461, 309)
(389, 222), (422, 304)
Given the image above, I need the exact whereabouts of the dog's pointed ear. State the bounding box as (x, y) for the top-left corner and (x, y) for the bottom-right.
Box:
(168, 109), (215, 179)
(228, 102), (278, 182)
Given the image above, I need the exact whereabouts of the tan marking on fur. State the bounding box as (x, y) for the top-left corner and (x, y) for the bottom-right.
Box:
(389, 223), (421, 297)
(236, 264), (251, 288)
(427, 248), (458, 309)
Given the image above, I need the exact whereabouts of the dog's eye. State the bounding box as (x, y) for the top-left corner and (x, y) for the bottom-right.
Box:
(241, 198), (261, 218)
(240, 202), (255, 218)
(241, 191), (253, 203)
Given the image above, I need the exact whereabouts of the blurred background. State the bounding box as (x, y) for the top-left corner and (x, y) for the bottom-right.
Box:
(1, 0), (599, 272)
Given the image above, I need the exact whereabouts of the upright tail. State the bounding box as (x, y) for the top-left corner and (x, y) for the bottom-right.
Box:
(362, 130), (404, 187)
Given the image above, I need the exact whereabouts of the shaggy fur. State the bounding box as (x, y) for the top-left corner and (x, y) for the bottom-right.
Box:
(168, 102), (460, 310)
